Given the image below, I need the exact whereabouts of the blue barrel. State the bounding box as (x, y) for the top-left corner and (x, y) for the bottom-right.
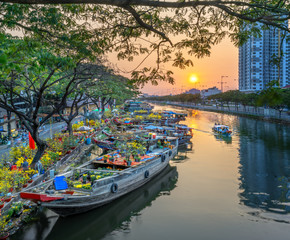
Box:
(86, 138), (91, 145)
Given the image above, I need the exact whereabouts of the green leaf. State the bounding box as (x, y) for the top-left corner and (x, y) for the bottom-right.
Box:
(0, 54), (7, 65)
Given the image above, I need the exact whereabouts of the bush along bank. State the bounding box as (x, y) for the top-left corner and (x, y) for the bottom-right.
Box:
(0, 127), (102, 237)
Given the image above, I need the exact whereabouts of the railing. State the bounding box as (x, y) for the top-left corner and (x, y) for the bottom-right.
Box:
(150, 101), (290, 122)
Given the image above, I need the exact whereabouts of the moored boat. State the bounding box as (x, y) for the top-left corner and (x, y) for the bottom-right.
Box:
(20, 136), (178, 217)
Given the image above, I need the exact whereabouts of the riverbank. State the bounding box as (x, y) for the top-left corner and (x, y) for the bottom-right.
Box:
(150, 101), (290, 124)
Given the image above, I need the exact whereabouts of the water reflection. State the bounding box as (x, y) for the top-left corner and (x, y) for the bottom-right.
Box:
(172, 142), (194, 163)
(238, 117), (290, 221)
(213, 134), (232, 144)
(15, 165), (178, 240)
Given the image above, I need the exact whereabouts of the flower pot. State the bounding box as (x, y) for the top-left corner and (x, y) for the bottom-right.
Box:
(0, 232), (9, 240)
(71, 146), (76, 150)
(127, 161), (132, 166)
(66, 150), (71, 154)
(0, 203), (4, 209)
(23, 183), (28, 188)
(4, 197), (12, 202)
(28, 179), (33, 183)
(9, 187), (13, 192)
(104, 159), (107, 163)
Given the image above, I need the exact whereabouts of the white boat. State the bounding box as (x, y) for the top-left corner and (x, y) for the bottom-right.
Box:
(212, 124), (232, 136)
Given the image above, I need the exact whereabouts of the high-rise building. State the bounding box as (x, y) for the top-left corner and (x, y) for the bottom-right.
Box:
(239, 25), (290, 91)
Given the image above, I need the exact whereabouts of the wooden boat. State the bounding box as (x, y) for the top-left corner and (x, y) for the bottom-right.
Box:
(123, 101), (153, 112)
(142, 124), (193, 146)
(92, 139), (117, 150)
(212, 124), (232, 136)
(42, 165), (177, 240)
(20, 136), (178, 217)
(171, 124), (193, 144)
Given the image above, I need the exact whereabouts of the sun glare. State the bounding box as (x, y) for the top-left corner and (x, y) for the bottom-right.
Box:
(189, 75), (198, 83)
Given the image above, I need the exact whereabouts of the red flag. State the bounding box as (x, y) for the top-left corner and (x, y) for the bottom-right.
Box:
(29, 132), (35, 150)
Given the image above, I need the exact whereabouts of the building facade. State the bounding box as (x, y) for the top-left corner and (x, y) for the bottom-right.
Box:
(239, 25), (290, 92)
(201, 87), (221, 98)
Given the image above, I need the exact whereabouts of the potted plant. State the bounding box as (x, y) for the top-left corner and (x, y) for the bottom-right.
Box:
(120, 150), (125, 157)
(126, 160), (132, 166)
(90, 175), (96, 183)
(74, 170), (80, 180)
(103, 155), (108, 163)
(135, 156), (141, 162)
(82, 174), (88, 184)
(109, 156), (114, 162)
(0, 215), (9, 240)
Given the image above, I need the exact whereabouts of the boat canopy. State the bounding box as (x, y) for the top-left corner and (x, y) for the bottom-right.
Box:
(176, 125), (192, 129)
(163, 110), (176, 114)
(214, 125), (229, 128)
(144, 125), (164, 130)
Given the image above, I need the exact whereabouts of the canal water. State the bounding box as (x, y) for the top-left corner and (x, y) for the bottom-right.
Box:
(13, 105), (290, 240)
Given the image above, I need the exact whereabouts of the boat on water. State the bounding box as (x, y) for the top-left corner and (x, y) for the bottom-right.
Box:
(29, 165), (177, 240)
(142, 124), (193, 146)
(212, 124), (232, 136)
(20, 136), (178, 217)
(123, 101), (153, 113)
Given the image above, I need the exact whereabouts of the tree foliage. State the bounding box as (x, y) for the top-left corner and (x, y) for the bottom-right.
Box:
(0, 1), (289, 84)
(0, 36), (111, 164)
(148, 85), (290, 112)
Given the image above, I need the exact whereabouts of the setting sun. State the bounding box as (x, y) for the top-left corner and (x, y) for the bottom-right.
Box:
(189, 74), (198, 83)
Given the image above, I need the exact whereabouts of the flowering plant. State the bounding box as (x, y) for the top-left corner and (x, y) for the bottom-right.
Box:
(135, 115), (144, 120)
(40, 153), (54, 170)
(82, 183), (92, 190)
(72, 121), (84, 131)
(0, 215), (7, 236)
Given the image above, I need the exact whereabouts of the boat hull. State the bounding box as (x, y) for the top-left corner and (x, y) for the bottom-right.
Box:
(42, 146), (178, 217)
(93, 139), (117, 150)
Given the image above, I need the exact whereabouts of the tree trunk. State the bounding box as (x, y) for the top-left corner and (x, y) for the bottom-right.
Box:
(68, 121), (73, 136)
(30, 126), (48, 166)
(32, 142), (47, 166)
(7, 111), (11, 139)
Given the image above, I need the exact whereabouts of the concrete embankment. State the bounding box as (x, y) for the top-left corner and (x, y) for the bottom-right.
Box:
(151, 101), (290, 124)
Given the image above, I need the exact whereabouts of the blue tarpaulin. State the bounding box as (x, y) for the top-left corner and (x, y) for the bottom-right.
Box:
(54, 176), (68, 190)
(144, 125), (163, 130)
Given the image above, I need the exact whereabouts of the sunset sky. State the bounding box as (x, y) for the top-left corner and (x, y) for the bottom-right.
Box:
(141, 37), (239, 95)
(110, 36), (239, 96)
